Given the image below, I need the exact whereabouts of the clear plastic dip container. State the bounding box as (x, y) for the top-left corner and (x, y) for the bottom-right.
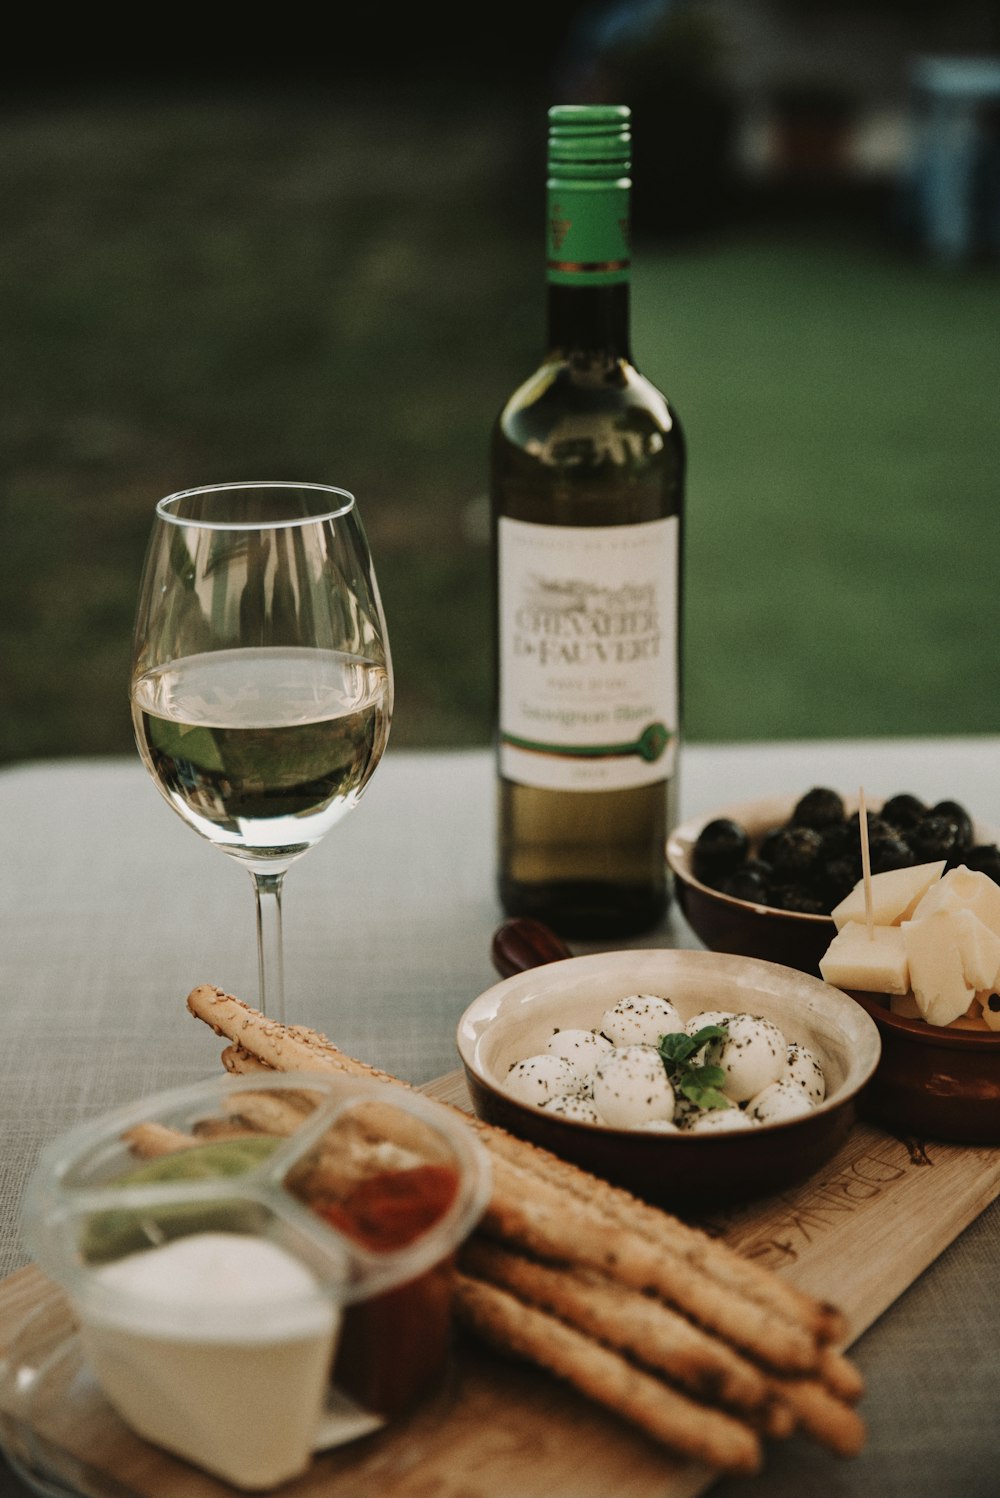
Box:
(21, 1071), (491, 1491)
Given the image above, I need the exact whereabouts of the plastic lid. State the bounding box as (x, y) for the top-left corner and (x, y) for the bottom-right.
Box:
(22, 1071), (493, 1325)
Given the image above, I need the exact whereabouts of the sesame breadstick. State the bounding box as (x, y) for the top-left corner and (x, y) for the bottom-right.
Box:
(453, 1272), (763, 1476)
(189, 1118), (274, 1142)
(123, 1121), (202, 1158)
(482, 1154), (819, 1376)
(220, 1042), (273, 1074)
(461, 1238), (774, 1418)
(479, 1125), (847, 1348)
(765, 1372), (867, 1457)
(215, 1086), (316, 1138)
(189, 984), (399, 1086)
(817, 1345), (866, 1404)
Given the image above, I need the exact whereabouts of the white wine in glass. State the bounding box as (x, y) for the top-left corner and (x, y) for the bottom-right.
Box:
(130, 483), (392, 1023)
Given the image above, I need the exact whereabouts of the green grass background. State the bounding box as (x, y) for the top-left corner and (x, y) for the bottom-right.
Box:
(2, 83), (998, 765)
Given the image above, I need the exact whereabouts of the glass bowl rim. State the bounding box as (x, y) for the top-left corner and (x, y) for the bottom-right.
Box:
(156, 481), (356, 531)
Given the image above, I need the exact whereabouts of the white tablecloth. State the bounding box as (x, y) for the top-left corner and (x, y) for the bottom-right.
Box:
(1, 740), (998, 1496)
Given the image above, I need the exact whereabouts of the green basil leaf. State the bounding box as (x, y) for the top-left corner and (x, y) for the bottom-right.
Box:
(687, 1063), (727, 1088)
(687, 1025), (727, 1049)
(657, 1031), (697, 1064)
(680, 1079), (733, 1111)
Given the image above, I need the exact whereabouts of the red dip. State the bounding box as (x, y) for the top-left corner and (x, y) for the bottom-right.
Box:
(312, 1164), (461, 1417)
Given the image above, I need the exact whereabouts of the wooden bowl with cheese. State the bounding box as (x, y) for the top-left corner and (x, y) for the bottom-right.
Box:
(848, 991), (1000, 1142)
(820, 861), (1000, 1143)
(668, 795), (1000, 1144)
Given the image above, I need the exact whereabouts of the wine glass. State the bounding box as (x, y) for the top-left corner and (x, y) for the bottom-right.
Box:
(129, 482), (392, 1024)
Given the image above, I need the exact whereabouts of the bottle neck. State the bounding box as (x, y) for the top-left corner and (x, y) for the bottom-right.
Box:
(545, 282), (632, 361)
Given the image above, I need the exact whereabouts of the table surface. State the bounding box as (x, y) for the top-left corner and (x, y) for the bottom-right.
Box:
(1, 739), (998, 1498)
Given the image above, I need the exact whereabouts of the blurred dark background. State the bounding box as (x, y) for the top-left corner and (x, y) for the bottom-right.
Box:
(3, 0), (1000, 765)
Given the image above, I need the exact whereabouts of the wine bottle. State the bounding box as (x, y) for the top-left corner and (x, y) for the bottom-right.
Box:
(491, 103), (685, 939)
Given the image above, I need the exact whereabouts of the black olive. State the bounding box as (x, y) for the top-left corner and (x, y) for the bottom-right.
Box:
(757, 825), (787, 864)
(930, 800), (974, 851)
(963, 844), (1000, 885)
(820, 854), (862, 906)
(824, 845), (862, 881)
(909, 814), (964, 863)
(702, 787), (989, 914)
(868, 833), (916, 874)
(722, 855), (774, 896)
(719, 867), (770, 903)
(848, 811), (894, 843)
(880, 793), (927, 832)
(773, 883), (829, 915)
(692, 818), (749, 882)
(816, 820), (853, 859)
(766, 826), (823, 879)
(791, 787), (846, 831)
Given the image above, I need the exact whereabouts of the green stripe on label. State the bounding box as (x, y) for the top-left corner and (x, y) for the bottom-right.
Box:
(503, 723), (671, 763)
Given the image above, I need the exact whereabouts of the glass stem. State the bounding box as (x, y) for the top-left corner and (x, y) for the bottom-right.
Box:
(251, 870), (286, 1024)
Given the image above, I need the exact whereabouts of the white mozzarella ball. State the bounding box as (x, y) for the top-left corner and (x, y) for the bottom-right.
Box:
(544, 1027), (613, 1083)
(504, 1054), (583, 1108)
(633, 1118), (680, 1133)
(684, 1010), (736, 1064)
(592, 1045), (675, 1128)
(685, 1106), (758, 1133)
(671, 1094), (705, 1131)
(601, 994), (683, 1047)
(714, 1014), (788, 1102)
(685, 1010), (736, 1036)
(538, 1094), (606, 1125)
(747, 1079), (816, 1124)
(784, 1041), (826, 1103)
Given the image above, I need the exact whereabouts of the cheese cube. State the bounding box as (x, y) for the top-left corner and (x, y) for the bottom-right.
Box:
(949, 907), (1000, 991)
(819, 924), (909, 994)
(909, 866), (1000, 940)
(831, 861), (946, 931)
(895, 988), (986, 1029)
(901, 910), (976, 1026)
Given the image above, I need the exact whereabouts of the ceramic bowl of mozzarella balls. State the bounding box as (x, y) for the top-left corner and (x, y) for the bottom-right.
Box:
(457, 947), (880, 1207)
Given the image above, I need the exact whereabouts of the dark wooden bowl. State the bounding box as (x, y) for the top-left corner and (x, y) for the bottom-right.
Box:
(850, 992), (1000, 1143)
(666, 794), (1000, 1143)
(666, 794), (837, 978)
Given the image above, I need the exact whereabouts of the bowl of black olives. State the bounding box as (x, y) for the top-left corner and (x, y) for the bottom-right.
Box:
(667, 788), (1000, 979)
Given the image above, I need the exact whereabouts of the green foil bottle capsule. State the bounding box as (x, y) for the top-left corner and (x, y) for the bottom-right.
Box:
(547, 103), (632, 285)
(490, 104), (686, 940)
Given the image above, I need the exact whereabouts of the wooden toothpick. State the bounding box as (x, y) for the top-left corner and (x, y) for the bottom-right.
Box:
(858, 786), (874, 939)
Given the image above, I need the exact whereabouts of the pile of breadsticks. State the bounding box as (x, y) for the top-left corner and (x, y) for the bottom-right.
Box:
(186, 984), (866, 1478)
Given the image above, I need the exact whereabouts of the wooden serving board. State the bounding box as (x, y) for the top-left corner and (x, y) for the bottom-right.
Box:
(2, 1074), (999, 1498)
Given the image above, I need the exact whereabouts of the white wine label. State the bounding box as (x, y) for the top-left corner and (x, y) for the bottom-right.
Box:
(498, 516), (679, 792)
